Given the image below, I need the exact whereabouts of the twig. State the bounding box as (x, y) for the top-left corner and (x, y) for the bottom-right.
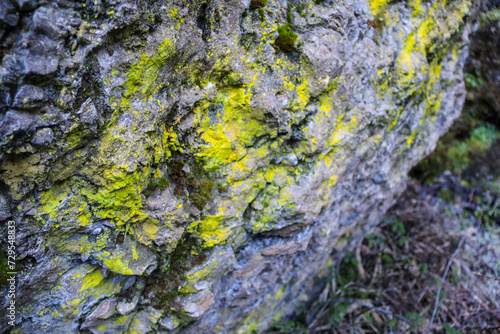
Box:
(426, 236), (465, 334)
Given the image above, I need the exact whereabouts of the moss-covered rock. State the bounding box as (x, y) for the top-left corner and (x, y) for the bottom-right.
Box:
(0, 0), (476, 332)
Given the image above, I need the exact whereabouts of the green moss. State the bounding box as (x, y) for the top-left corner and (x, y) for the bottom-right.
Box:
(142, 177), (170, 196)
(287, 11), (293, 24)
(170, 160), (186, 185)
(250, 0), (268, 10)
(412, 120), (499, 181)
(275, 25), (297, 52)
(190, 180), (215, 210)
(470, 123), (499, 151)
(146, 236), (207, 308)
(164, 157), (216, 210)
(0, 250), (10, 285)
(439, 188), (455, 202)
(464, 72), (483, 89)
(158, 177), (169, 189)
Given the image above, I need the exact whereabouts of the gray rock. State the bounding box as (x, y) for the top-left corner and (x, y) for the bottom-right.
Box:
(179, 247), (236, 294)
(0, 54), (23, 84)
(126, 308), (163, 334)
(0, 0), (478, 332)
(16, 34), (60, 77)
(22, 53), (59, 77)
(33, 6), (75, 39)
(116, 296), (139, 316)
(159, 314), (182, 331)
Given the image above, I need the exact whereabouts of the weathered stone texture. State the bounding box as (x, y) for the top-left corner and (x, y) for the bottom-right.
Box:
(0, 0), (477, 332)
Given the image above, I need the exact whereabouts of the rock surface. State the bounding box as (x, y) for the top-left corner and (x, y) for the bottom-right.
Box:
(0, 0), (478, 332)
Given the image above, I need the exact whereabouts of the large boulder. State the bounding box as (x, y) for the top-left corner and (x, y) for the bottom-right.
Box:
(0, 0), (478, 332)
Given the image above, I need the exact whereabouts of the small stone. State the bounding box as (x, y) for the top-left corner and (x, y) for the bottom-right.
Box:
(18, 34), (60, 77)
(122, 276), (137, 292)
(190, 206), (201, 216)
(78, 98), (98, 125)
(116, 296), (139, 316)
(281, 153), (298, 166)
(91, 227), (102, 235)
(372, 173), (385, 184)
(252, 201), (264, 211)
(26, 208), (38, 216)
(86, 312), (135, 334)
(81, 299), (117, 329)
(176, 289), (214, 319)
